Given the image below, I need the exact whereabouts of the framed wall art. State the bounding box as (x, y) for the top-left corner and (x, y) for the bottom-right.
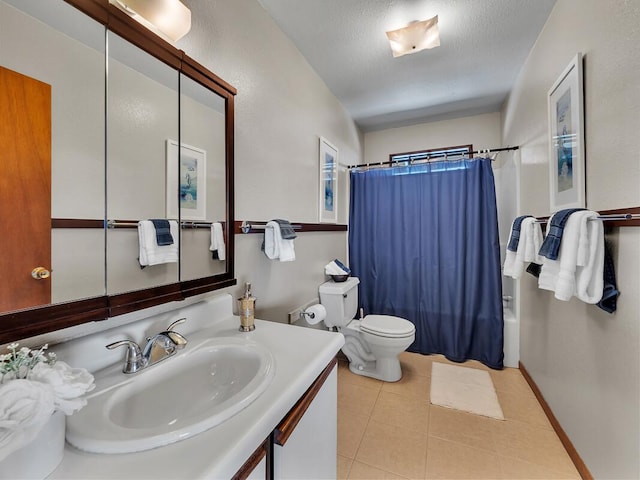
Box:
(547, 53), (585, 212)
(166, 139), (207, 220)
(319, 136), (338, 223)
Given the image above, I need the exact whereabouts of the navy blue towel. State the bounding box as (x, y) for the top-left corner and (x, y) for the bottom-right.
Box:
(334, 258), (351, 274)
(538, 208), (586, 260)
(274, 219), (297, 239)
(150, 219), (174, 246)
(507, 215), (533, 252)
(526, 262), (541, 278)
(597, 241), (619, 314)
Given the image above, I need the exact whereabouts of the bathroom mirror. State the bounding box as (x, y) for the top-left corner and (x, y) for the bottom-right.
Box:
(106, 30), (180, 295)
(179, 73), (228, 282)
(0, 0), (236, 343)
(0, 0), (106, 314)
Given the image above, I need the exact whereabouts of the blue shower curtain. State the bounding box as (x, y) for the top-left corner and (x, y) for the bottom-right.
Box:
(349, 158), (504, 369)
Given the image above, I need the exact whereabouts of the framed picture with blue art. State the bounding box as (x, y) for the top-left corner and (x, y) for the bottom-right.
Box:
(319, 136), (338, 223)
(166, 139), (207, 220)
(547, 53), (585, 212)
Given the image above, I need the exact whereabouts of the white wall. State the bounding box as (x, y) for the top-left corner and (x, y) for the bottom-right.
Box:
(363, 112), (502, 166)
(502, 0), (640, 478)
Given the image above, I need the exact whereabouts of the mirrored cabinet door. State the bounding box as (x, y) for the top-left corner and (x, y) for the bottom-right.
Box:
(106, 31), (180, 295)
(179, 73), (228, 282)
(0, 0), (106, 313)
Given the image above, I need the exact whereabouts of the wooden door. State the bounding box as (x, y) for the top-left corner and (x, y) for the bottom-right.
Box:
(0, 66), (51, 312)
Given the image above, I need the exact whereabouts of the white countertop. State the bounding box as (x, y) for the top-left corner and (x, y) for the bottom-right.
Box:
(50, 315), (344, 479)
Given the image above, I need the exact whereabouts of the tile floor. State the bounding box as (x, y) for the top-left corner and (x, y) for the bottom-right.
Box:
(337, 352), (581, 480)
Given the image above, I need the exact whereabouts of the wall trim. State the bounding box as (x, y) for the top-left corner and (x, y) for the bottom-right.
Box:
(519, 361), (593, 480)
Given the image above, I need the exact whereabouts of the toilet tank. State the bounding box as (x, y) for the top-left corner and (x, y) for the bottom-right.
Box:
(319, 277), (360, 328)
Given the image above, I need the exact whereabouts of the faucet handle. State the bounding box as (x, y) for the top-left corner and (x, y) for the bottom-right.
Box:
(165, 318), (188, 348)
(106, 339), (146, 373)
(167, 317), (186, 331)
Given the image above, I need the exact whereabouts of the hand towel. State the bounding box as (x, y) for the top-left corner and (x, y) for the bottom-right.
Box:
(538, 208), (586, 260)
(539, 211), (604, 303)
(596, 240), (619, 313)
(503, 217), (543, 279)
(209, 222), (226, 261)
(263, 220), (295, 262)
(325, 260), (350, 275)
(506, 215), (533, 252)
(149, 219), (174, 246)
(138, 220), (179, 267)
(273, 219), (297, 239)
(573, 212), (604, 303)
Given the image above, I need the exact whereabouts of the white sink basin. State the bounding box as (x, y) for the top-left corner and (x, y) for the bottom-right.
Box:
(66, 337), (275, 454)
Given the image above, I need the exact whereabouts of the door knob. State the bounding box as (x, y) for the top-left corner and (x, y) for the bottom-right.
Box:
(31, 267), (51, 279)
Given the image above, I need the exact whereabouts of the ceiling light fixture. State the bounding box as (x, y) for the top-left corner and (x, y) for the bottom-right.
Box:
(110, 0), (191, 43)
(385, 15), (440, 58)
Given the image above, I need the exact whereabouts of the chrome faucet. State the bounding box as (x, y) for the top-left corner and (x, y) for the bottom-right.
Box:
(106, 318), (188, 373)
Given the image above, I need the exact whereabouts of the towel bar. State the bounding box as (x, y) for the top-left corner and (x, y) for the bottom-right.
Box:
(240, 221), (302, 234)
(106, 220), (220, 229)
(535, 213), (639, 223)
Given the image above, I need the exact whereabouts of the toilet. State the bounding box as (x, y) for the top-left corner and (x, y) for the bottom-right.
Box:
(319, 277), (415, 382)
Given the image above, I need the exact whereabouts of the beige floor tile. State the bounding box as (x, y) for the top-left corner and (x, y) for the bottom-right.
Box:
(498, 455), (581, 479)
(356, 420), (428, 479)
(348, 460), (408, 479)
(398, 351), (435, 378)
(497, 390), (552, 429)
(425, 436), (502, 479)
(381, 369), (430, 400)
(338, 410), (369, 459)
(339, 361), (385, 390)
(492, 420), (579, 477)
(370, 390), (430, 434)
(338, 380), (381, 417)
(489, 368), (535, 397)
(428, 405), (501, 453)
(337, 454), (353, 480)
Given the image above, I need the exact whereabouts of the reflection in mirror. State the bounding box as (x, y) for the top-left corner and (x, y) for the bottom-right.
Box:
(106, 31), (180, 295)
(179, 73), (227, 282)
(0, 0), (105, 314)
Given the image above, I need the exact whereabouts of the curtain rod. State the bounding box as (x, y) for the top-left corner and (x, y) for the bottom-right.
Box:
(346, 146), (519, 170)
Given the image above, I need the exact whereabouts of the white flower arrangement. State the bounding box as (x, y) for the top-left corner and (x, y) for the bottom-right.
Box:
(0, 343), (95, 462)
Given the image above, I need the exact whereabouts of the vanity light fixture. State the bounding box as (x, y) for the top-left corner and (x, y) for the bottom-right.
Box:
(110, 0), (191, 43)
(385, 15), (440, 58)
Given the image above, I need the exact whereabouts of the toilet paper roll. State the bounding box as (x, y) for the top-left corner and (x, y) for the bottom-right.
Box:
(303, 304), (326, 325)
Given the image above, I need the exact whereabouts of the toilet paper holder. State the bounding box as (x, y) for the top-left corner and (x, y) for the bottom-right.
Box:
(299, 310), (316, 320)
(298, 304), (326, 325)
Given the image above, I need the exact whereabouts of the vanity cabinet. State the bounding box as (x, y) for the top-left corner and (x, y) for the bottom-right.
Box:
(232, 358), (338, 480)
(273, 361), (337, 479)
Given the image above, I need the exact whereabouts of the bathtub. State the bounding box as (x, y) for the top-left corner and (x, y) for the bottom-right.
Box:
(503, 307), (519, 368)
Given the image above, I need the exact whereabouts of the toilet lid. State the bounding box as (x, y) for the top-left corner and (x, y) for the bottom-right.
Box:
(360, 315), (415, 338)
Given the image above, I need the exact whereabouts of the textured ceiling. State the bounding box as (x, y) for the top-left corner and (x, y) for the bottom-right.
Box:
(257, 0), (557, 132)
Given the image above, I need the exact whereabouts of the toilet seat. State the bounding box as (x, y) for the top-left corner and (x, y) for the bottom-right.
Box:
(360, 315), (415, 338)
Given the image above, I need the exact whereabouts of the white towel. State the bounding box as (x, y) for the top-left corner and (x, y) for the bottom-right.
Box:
(539, 211), (604, 303)
(263, 221), (295, 262)
(138, 220), (179, 267)
(0, 380), (55, 462)
(209, 222), (226, 261)
(503, 217), (543, 279)
(325, 260), (349, 275)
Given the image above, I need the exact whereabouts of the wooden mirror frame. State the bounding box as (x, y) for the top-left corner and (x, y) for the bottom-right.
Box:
(0, 0), (236, 344)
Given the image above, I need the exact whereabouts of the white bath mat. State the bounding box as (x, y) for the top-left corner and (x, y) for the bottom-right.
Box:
(430, 362), (504, 420)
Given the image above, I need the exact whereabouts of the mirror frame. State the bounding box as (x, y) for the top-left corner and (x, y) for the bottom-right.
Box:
(0, 0), (236, 343)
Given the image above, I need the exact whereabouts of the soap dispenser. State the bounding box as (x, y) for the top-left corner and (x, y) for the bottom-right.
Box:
(238, 282), (256, 332)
